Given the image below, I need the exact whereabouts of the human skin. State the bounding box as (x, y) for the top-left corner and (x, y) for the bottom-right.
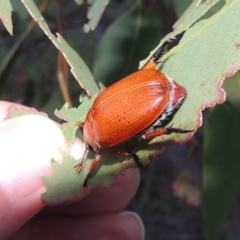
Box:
(0, 101), (144, 240)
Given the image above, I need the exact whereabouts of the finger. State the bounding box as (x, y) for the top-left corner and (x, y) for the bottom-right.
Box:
(9, 211), (144, 240)
(41, 167), (140, 215)
(0, 114), (87, 239)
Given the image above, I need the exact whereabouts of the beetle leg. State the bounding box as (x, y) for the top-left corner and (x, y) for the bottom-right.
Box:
(84, 149), (142, 186)
(108, 149), (143, 168)
(129, 151), (142, 167)
(74, 147), (89, 173)
(123, 151), (142, 167)
(114, 150), (142, 167)
(76, 120), (84, 128)
(143, 37), (176, 69)
(74, 162), (83, 173)
(142, 127), (193, 140)
(84, 149), (104, 187)
(74, 121), (89, 182)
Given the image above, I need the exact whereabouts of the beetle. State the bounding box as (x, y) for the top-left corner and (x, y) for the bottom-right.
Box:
(76, 39), (192, 186)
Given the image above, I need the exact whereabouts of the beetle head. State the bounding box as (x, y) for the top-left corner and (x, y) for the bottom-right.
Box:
(83, 111), (98, 152)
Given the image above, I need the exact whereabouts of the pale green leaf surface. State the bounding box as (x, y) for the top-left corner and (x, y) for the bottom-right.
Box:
(139, 0), (219, 69)
(197, 0), (226, 21)
(203, 102), (240, 239)
(155, 0), (240, 144)
(173, 0), (219, 31)
(55, 93), (97, 143)
(83, 0), (110, 33)
(21, 0), (99, 96)
(0, 0), (13, 35)
(41, 151), (92, 205)
(41, 148), (138, 204)
(171, 0), (191, 17)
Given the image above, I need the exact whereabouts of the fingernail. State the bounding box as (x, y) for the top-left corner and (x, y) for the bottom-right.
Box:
(120, 211), (145, 240)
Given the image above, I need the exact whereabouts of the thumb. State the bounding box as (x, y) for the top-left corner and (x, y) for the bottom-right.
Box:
(0, 113), (85, 239)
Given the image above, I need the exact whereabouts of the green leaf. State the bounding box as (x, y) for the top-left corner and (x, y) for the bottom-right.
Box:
(41, 137), (166, 204)
(171, 0), (191, 17)
(173, 0), (220, 31)
(41, 151), (91, 205)
(21, 0), (99, 95)
(140, 0), (220, 68)
(93, 4), (161, 86)
(0, 0), (13, 35)
(157, 0), (240, 144)
(203, 102), (240, 239)
(40, 0), (240, 205)
(83, 0), (110, 33)
(55, 93), (97, 143)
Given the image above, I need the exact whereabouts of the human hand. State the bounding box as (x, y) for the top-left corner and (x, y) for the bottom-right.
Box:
(0, 101), (144, 239)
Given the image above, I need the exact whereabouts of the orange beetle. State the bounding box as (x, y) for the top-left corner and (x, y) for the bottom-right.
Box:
(77, 39), (191, 186)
